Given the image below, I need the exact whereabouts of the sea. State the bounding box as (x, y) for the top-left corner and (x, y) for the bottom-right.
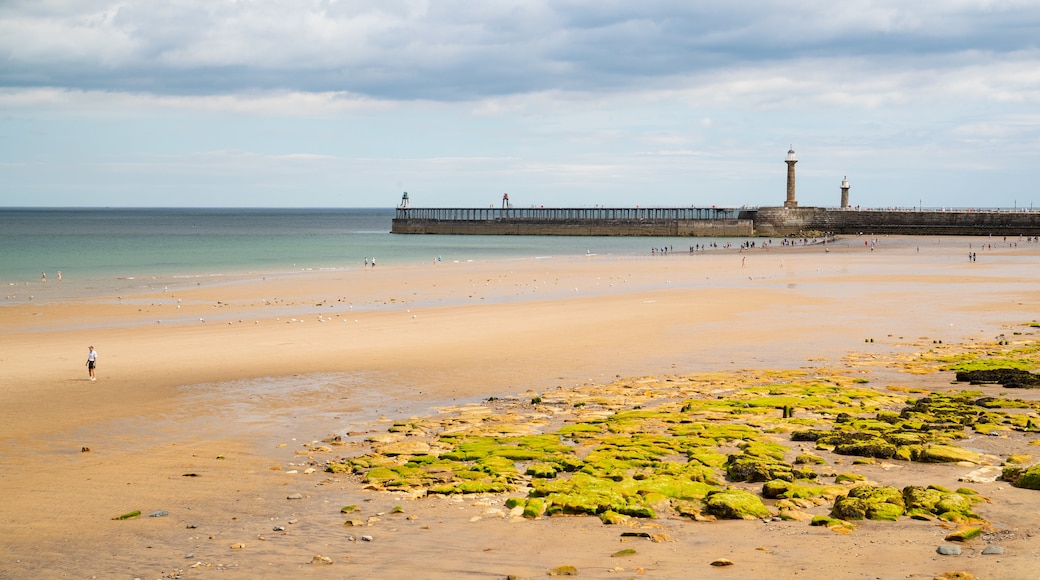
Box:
(1, 207), (759, 304)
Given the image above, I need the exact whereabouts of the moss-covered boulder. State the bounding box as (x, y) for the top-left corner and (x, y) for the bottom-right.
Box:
(725, 455), (793, 482)
(831, 485), (905, 521)
(762, 479), (842, 501)
(794, 452), (826, 465)
(945, 527), (982, 542)
(1002, 464), (1040, 489)
(902, 485), (943, 516)
(702, 489), (772, 520)
(956, 368), (1040, 388)
(832, 435), (897, 459)
(916, 444), (982, 464)
(902, 485), (982, 521)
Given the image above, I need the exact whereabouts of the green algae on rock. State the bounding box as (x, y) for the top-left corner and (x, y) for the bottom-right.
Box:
(320, 354), (1027, 530)
(827, 485), (984, 523)
(112, 510), (141, 520)
(830, 485), (905, 521)
(1002, 464), (1040, 490)
(702, 489), (772, 520)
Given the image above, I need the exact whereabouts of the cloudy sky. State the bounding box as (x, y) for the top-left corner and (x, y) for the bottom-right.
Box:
(2, 1), (1039, 209)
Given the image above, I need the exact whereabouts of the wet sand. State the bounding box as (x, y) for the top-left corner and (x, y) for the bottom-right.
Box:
(1, 235), (1039, 579)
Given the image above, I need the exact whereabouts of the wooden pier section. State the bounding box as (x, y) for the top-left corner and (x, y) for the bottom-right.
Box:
(392, 207), (753, 236)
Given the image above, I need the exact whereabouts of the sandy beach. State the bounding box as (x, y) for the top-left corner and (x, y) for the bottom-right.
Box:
(2, 235), (1039, 579)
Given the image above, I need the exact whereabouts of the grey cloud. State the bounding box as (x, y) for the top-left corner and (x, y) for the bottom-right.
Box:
(1, 1), (1037, 100)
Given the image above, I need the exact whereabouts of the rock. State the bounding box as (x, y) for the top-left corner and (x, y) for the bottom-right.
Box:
(918, 445), (981, 464)
(1002, 464), (1040, 489)
(184, 552), (194, 559)
(360, 535), (373, 542)
(286, 493), (304, 500)
(230, 543), (246, 550)
(934, 572), (977, 580)
(112, 510), (141, 520)
(311, 555), (334, 565)
(147, 510), (169, 518)
(702, 489), (772, 520)
(982, 545), (1005, 555)
(960, 466), (1002, 484)
(374, 440), (432, 456)
(273, 525), (285, 531)
(831, 485), (904, 521)
(945, 527), (981, 542)
(710, 558), (735, 567)
(547, 565), (578, 576)
(724, 455), (795, 482)
(936, 545), (962, 556)
(955, 368), (1040, 388)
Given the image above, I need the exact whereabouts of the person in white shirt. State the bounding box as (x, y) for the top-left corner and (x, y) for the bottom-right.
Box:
(87, 346), (98, 381)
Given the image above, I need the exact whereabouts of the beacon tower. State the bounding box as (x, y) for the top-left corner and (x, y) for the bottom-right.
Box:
(784, 148), (798, 208)
(840, 176), (850, 209)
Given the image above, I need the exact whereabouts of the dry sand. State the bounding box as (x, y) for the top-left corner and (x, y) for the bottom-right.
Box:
(1, 235), (1039, 579)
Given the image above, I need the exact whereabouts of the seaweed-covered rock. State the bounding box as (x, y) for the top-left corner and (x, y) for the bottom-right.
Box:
(956, 368), (1040, 388)
(828, 433), (897, 459)
(702, 489), (772, 520)
(794, 452), (826, 465)
(902, 486), (943, 514)
(1002, 464), (1040, 490)
(916, 445), (981, 464)
(830, 485), (905, 521)
(791, 430), (827, 442)
(724, 454), (795, 482)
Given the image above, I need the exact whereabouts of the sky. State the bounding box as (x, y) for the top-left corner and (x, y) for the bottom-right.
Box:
(1, 1), (1039, 209)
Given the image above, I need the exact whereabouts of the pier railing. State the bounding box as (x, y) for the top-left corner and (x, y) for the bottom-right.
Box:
(394, 207), (739, 222)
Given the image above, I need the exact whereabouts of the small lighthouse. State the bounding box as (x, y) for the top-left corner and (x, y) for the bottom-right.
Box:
(399, 192), (409, 208)
(784, 147), (798, 208)
(840, 176), (850, 209)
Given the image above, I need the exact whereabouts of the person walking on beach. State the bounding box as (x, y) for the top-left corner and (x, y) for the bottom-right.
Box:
(86, 346), (98, 381)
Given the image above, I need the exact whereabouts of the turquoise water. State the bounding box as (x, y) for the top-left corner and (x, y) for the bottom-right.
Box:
(1, 207), (759, 303)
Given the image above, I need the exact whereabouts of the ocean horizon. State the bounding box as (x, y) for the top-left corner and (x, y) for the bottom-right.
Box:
(1, 207), (767, 305)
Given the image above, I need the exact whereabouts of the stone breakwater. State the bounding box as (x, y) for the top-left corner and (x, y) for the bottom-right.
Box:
(391, 205), (1040, 237)
(747, 207), (1040, 237)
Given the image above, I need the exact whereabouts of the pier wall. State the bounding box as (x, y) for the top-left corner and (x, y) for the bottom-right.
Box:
(392, 218), (753, 237)
(391, 207), (752, 236)
(748, 207), (1040, 236)
(392, 206), (1040, 237)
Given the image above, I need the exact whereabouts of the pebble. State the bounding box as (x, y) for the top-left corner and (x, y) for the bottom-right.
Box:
(937, 545), (962, 556)
(148, 510), (169, 518)
(361, 535), (373, 542)
(710, 558), (735, 567)
(273, 525), (285, 531)
(184, 553), (194, 559)
(982, 545), (1005, 555)
(287, 493), (304, 500)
